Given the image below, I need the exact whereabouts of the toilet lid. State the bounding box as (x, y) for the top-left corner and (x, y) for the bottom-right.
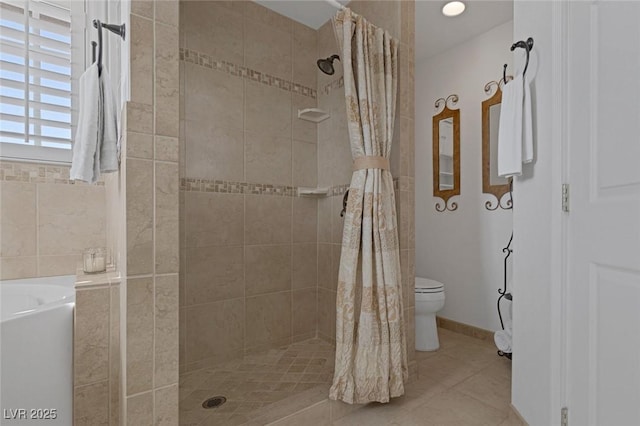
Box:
(415, 277), (444, 293)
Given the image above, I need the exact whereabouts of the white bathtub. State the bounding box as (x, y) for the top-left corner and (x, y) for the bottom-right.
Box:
(1, 275), (75, 425)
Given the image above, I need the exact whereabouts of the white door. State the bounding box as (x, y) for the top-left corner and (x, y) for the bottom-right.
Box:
(566, 1), (640, 425)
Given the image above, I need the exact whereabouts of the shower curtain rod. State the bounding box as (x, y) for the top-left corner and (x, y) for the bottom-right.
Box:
(325, 0), (346, 11)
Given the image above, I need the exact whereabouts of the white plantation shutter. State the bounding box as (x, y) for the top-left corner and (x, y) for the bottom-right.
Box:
(0, 0), (78, 163)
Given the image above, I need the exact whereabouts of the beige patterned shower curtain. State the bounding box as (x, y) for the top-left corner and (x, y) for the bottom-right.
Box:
(329, 8), (407, 404)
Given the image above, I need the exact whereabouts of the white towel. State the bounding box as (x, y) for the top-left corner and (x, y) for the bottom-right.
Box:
(99, 67), (119, 173)
(497, 74), (533, 177)
(70, 64), (100, 183)
(494, 297), (513, 353)
(70, 65), (119, 183)
(522, 76), (533, 163)
(494, 330), (512, 353)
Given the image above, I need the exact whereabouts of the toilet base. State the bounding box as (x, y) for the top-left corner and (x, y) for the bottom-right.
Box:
(415, 313), (440, 351)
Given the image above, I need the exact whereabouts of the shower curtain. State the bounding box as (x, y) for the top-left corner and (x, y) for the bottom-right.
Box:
(329, 8), (407, 404)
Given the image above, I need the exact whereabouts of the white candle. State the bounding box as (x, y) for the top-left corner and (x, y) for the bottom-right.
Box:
(83, 248), (106, 273)
(94, 256), (105, 272)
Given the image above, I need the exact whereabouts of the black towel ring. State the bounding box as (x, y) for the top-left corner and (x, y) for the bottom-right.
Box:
(502, 37), (534, 84)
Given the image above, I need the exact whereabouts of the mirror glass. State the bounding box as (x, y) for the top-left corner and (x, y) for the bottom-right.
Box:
(482, 85), (511, 210)
(439, 118), (454, 190)
(432, 96), (460, 212)
(488, 104), (509, 186)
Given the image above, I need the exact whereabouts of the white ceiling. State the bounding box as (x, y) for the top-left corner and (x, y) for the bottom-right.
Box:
(415, 0), (513, 61)
(254, 0), (513, 60)
(253, 0), (350, 30)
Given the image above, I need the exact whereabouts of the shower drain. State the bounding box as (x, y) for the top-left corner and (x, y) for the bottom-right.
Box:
(202, 396), (227, 409)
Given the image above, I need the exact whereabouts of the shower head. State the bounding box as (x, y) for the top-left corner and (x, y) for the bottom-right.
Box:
(317, 54), (340, 75)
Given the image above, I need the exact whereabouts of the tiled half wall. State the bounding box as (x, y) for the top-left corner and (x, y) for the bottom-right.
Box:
(0, 161), (106, 280)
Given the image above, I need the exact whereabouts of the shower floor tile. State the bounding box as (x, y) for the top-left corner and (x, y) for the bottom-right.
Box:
(179, 338), (335, 426)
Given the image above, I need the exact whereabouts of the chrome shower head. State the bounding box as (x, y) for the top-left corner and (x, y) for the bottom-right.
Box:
(317, 54), (340, 75)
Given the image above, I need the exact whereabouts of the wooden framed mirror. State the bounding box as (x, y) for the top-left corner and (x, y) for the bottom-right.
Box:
(433, 94), (460, 212)
(482, 81), (512, 210)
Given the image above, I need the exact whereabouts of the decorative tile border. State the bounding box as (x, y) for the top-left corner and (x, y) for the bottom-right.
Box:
(180, 179), (398, 198)
(0, 161), (104, 186)
(321, 76), (344, 96)
(181, 177), (297, 197)
(180, 48), (317, 100)
(329, 183), (349, 197)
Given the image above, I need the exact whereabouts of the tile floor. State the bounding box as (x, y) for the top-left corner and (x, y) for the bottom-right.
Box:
(179, 329), (524, 426)
(179, 338), (335, 425)
(325, 328), (522, 426)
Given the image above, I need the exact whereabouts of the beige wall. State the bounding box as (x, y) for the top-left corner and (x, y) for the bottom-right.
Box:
(178, 1), (321, 373)
(123, 0), (180, 424)
(316, 19), (350, 343)
(0, 161), (106, 280)
(73, 0), (182, 422)
(178, 0), (415, 379)
(73, 275), (120, 426)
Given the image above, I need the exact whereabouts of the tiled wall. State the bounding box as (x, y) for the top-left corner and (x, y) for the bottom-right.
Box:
(178, 1), (321, 373)
(123, 0), (180, 423)
(0, 161), (106, 279)
(399, 0), (417, 377)
(316, 19), (351, 343)
(73, 275), (121, 426)
(177, 0), (415, 381)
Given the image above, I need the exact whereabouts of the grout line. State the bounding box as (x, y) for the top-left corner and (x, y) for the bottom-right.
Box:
(34, 183), (40, 275)
(151, 7), (157, 424)
(290, 40), (295, 346)
(242, 10), (247, 357)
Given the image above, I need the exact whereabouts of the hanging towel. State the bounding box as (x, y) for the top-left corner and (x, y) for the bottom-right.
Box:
(70, 65), (119, 183)
(494, 297), (513, 353)
(522, 76), (533, 164)
(494, 329), (512, 353)
(70, 63), (100, 183)
(99, 67), (119, 173)
(497, 74), (533, 177)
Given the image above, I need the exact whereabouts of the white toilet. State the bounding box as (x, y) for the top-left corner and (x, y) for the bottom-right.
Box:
(415, 277), (445, 351)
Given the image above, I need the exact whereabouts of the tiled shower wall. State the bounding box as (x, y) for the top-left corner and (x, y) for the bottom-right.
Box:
(316, 19), (351, 343)
(123, 0), (180, 424)
(178, 0), (416, 378)
(178, 1), (320, 373)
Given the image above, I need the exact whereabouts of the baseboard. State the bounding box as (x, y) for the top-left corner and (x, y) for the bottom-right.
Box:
(509, 404), (529, 425)
(436, 316), (494, 343)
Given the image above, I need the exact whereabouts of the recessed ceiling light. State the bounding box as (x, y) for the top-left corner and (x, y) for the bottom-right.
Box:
(442, 1), (466, 17)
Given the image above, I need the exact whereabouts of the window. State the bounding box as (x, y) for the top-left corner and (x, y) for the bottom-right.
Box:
(0, 0), (76, 164)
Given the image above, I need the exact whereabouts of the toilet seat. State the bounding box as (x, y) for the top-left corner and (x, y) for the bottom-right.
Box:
(415, 277), (444, 294)
(415, 286), (443, 294)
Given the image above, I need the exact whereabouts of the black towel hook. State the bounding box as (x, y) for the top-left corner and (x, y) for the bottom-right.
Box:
(502, 37), (534, 84)
(91, 41), (97, 64)
(91, 19), (126, 75)
(93, 19), (103, 74)
(511, 37), (534, 76)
